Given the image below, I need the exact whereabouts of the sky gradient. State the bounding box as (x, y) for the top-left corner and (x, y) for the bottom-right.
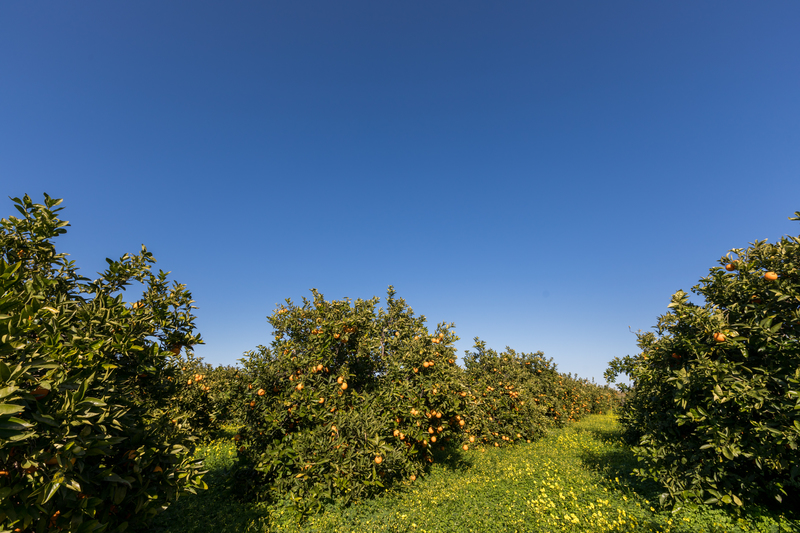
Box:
(2, 1), (799, 384)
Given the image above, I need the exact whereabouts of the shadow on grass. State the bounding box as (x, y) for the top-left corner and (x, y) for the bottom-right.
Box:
(131, 468), (264, 533)
(574, 425), (664, 503)
(431, 446), (475, 474)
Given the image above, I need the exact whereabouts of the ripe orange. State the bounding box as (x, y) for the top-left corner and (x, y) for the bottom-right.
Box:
(319, 397), (325, 403)
(462, 444), (468, 451)
(32, 386), (49, 399)
(341, 383), (347, 390)
(431, 436), (437, 443)
(713, 332), (726, 343)
(725, 263), (736, 271)
(153, 465), (163, 473)
(296, 383), (304, 391)
(257, 388), (265, 396)
(337, 376), (344, 384)
(410, 474), (416, 481)
(375, 456), (383, 464)
(764, 271), (778, 281)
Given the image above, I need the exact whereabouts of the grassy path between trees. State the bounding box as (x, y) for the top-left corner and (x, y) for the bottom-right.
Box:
(139, 414), (799, 533)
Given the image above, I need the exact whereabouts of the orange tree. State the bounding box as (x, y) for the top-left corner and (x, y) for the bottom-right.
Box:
(232, 287), (468, 512)
(461, 341), (549, 448)
(606, 212), (800, 510)
(461, 341), (615, 447)
(0, 195), (206, 533)
(168, 360), (249, 441)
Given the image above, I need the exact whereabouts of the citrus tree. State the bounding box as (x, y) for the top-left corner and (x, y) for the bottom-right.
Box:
(606, 212), (800, 509)
(462, 341), (616, 449)
(461, 341), (549, 448)
(0, 194), (207, 533)
(232, 288), (468, 512)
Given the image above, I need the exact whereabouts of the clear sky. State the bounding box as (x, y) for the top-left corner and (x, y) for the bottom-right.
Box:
(2, 1), (799, 384)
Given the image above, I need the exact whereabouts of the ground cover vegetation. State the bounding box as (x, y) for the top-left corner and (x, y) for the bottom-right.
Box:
(606, 212), (800, 512)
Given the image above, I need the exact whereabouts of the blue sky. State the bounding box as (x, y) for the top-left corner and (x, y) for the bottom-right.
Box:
(2, 1), (799, 384)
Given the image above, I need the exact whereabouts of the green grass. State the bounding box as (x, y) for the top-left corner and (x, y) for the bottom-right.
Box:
(138, 415), (799, 533)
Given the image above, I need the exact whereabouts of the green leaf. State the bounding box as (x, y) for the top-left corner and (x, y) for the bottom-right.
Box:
(0, 385), (19, 399)
(41, 481), (61, 504)
(30, 411), (58, 427)
(102, 473), (132, 487)
(0, 417), (33, 430)
(722, 446), (734, 460)
(75, 372), (96, 402)
(77, 398), (107, 408)
(0, 402), (24, 415)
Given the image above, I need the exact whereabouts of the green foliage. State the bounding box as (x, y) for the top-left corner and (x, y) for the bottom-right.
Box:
(232, 288), (466, 512)
(0, 194), (207, 533)
(607, 212), (800, 510)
